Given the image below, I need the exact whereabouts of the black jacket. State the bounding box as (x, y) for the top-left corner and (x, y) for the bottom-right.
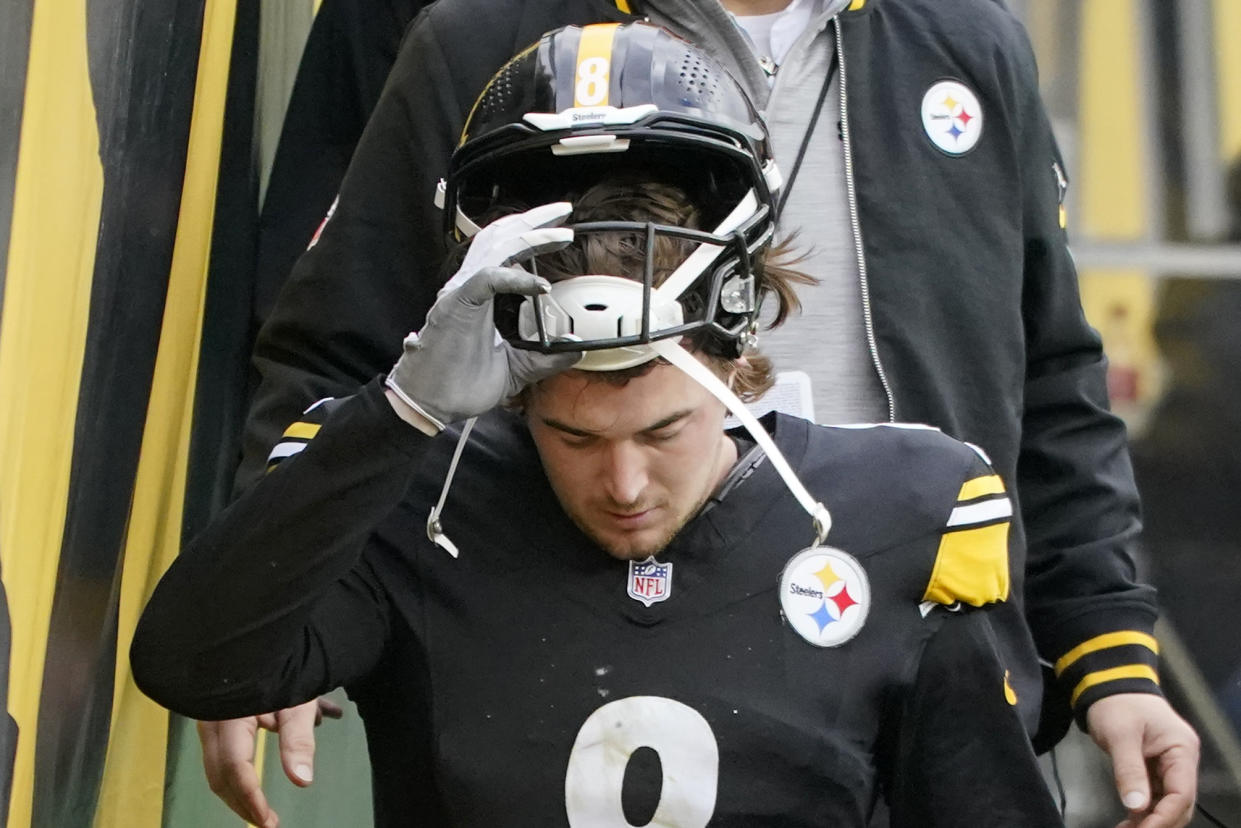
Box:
(253, 0), (431, 327)
(238, 0), (1159, 740)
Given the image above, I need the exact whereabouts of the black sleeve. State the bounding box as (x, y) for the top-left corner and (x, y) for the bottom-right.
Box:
(1005, 21), (1160, 721)
(235, 0), (632, 494)
(884, 610), (1065, 827)
(131, 381), (429, 720)
(252, 0), (430, 327)
(234, 9), (464, 493)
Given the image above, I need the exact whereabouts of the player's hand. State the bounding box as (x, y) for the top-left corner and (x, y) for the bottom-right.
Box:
(198, 697), (342, 828)
(386, 203), (581, 428)
(437, 201), (576, 299)
(1085, 693), (1199, 828)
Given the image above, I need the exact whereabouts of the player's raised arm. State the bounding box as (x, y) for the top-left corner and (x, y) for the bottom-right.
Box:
(131, 208), (582, 719)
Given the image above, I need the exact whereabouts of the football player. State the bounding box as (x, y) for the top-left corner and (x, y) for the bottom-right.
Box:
(135, 23), (1066, 826)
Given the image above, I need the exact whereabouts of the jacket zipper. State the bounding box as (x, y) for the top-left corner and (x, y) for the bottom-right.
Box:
(834, 18), (896, 423)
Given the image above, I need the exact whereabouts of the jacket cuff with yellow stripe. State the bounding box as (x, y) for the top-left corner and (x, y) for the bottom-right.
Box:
(1051, 615), (1162, 726)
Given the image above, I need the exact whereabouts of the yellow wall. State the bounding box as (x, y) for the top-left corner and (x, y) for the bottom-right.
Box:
(0, 3), (103, 822)
(1075, 0), (1160, 428)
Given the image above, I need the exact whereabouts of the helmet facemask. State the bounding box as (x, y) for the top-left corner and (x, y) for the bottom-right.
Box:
(492, 187), (772, 370)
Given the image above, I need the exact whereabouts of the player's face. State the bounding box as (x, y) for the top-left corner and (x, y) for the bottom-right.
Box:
(526, 360), (738, 561)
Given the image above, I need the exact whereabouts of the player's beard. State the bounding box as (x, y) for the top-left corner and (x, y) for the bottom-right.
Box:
(568, 487), (715, 561)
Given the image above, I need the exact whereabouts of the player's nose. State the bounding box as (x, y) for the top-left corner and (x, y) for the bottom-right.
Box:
(601, 441), (649, 506)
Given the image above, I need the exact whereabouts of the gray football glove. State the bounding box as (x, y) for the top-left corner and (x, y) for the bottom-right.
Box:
(386, 204), (581, 429)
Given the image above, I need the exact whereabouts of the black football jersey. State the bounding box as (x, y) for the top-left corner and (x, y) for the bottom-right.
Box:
(133, 382), (1063, 826)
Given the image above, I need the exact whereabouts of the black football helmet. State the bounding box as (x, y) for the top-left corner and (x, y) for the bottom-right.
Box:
(428, 24), (833, 550)
(437, 21), (783, 366)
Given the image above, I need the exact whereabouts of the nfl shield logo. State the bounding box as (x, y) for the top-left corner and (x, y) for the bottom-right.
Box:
(627, 556), (673, 607)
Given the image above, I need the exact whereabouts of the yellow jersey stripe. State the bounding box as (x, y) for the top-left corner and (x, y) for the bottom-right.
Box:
(958, 474), (1005, 501)
(1054, 630), (1159, 676)
(848, 0), (867, 9)
(574, 24), (618, 107)
(282, 421), (321, 440)
(614, 0), (632, 12)
(1070, 665), (1160, 708)
(923, 522), (1010, 606)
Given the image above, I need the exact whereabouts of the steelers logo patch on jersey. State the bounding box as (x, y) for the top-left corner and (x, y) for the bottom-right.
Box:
(779, 547), (870, 647)
(920, 79), (983, 155)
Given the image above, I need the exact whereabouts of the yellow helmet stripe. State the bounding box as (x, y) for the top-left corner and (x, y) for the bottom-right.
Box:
(574, 24), (619, 107)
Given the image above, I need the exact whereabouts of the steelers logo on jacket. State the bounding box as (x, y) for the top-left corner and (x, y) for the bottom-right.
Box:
(920, 79), (984, 155)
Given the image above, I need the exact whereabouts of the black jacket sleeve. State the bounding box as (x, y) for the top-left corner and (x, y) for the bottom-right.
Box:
(842, 0), (1160, 731)
(235, 8), (461, 493)
(235, 0), (632, 492)
(252, 0), (429, 327)
(132, 381), (428, 720)
(1004, 20), (1160, 720)
(886, 609), (1065, 827)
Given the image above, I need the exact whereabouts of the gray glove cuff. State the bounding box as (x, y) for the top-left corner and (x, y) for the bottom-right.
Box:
(383, 373), (447, 432)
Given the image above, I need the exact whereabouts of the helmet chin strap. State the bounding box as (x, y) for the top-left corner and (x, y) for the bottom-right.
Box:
(425, 339), (833, 558)
(655, 189), (759, 301)
(426, 187), (829, 557)
(427, 417), (477, 557)
(649, 339), (832, 547)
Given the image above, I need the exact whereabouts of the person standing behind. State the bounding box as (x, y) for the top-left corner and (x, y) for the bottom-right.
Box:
(219, 2), (1199, 827)
(136, 33), (1067, 822)
(251, 0), (431, 330)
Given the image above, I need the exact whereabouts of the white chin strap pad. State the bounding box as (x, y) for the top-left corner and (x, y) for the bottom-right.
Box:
(650, 339), (832, 545)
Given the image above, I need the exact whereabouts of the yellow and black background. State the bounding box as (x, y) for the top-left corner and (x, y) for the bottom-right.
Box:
(1, 1), (1239, 826)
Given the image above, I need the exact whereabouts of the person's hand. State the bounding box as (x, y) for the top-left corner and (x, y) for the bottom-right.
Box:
(198, 697), (342, 828)
(1085, 693), (1199, 828)
(386, 203), (581, 428)
(436, 201), (575, 299)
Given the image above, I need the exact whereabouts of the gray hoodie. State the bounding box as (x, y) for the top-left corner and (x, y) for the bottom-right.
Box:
(647, 0), (888, 425)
